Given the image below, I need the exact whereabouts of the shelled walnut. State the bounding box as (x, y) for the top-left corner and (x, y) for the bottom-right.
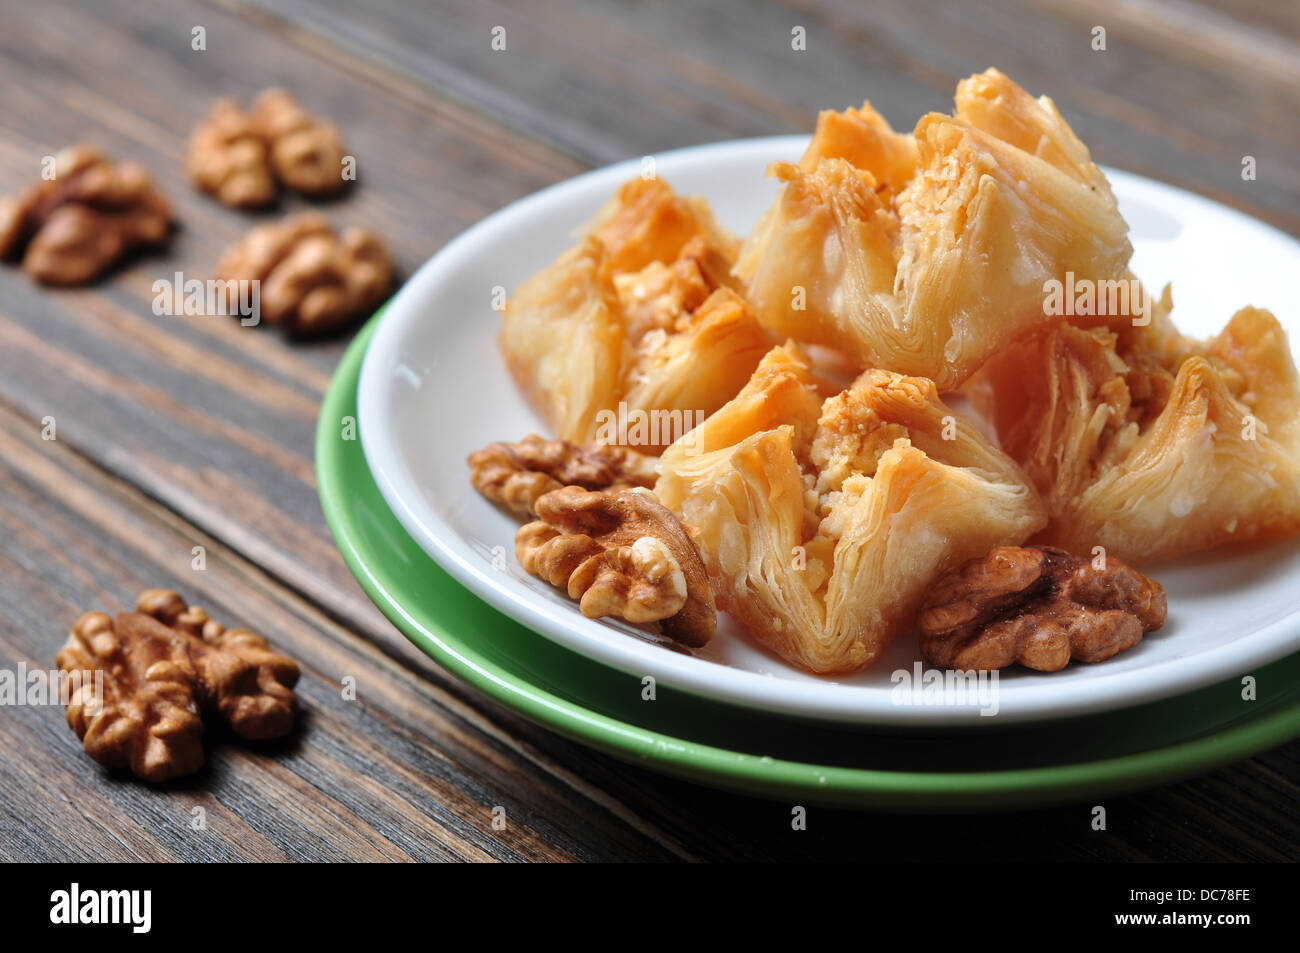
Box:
(186, 99), (277, 208)
(0, 145), (171, 284)
(187, 89), (349, 205)
(468, 434), (659, 517)
(916, 546), (1167, 671)
(56, 589), (300, 782)
(516, 486), (716, 647)
(216, 212), (392, 334)
(248, 88), (348, 198)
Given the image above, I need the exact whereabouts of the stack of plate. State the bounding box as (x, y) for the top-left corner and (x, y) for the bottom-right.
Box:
(317, 138), (1300, 810)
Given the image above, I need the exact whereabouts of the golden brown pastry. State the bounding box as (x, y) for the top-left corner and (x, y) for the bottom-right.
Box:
(966, 287), (1300, 564)
(583, 177), (740, 273)
(797, 100), (918, 196)
(735, 69), (1133, 390)
(656, 344), (1046, 673)
(500, 178), (771, 452)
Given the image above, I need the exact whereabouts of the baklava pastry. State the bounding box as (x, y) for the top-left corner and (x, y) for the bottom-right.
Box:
(797, 100), (918, 196)
(967, 289), (1300, 564)
(584, 177), (740, 273)
(500, 179), (771, 451)
(735, 69), (1133, 389)
(656, 344), (1047, 673)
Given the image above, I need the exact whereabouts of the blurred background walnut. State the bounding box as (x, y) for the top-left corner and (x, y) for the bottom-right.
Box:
(55, 589), (300, 782)
(186, 98), (277, 208)
(217, 212), (392, 335)
(249, 88), (349, 198)
(0, 145), (171, 285)
(916, 545), (1167, 671)
(516, 486), (716, 647)
(187, 88), (349, 205)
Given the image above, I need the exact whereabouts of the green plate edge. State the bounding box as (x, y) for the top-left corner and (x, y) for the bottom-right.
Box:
(316, 313), (1300, 811)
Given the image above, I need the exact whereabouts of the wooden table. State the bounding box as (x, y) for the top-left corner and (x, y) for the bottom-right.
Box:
(1, 0), (1297, 862)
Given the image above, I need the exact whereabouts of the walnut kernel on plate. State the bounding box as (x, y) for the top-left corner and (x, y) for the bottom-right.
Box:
(0, 145), (171, 285)
(468, 434), (658, 518)
(917, 546), (1167, 672)
(515, 486), (717, 648)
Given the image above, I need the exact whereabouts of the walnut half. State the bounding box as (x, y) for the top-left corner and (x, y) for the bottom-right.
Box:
(187, 89), (349, 206)
(249, 88), (349, 198)
(56, 609), (205, 783)
(55, 590), (300, 782)
(468, 434), (658, 517)
(916, 546), (1166, 671)
(0, 145), (171, 284)
(516, 486), (716, 647)
(186, 98), (277, 208)
(216, 212), (392, 335)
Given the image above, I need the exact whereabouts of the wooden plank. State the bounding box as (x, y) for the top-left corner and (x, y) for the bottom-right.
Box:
(0, 404), (692, 861)
(0, 0), (584, 657)
(1, 0), (1296, 862)
(233, 0), (1300, 233)
(7, 392), (1295, 862)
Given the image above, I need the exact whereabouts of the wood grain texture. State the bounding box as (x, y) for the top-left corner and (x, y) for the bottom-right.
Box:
(0, 405), (691, 861)
(0, 0), (1297, 862)
(237, 0), (1300, 233)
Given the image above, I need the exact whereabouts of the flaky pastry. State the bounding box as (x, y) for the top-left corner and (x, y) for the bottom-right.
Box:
(655, 344), (1046, 673)
(735, 69), (1133, 389)
(966, 288), (1300, 564)
(500, 179), (771, 451)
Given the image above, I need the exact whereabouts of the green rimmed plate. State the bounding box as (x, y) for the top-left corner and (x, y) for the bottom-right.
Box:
(318, 317), (1300, 810)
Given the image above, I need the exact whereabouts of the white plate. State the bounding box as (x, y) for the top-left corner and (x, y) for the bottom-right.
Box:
(358, 135), (1300, 727)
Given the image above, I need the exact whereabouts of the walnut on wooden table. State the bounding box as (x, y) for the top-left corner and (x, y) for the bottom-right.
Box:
(187, 89), (349, 206)
(56, 589), (300, 782)
(186, 98), (277, 208)
(248, 88), (349, 198)
(0, 145), (171, 285)
(216, 212), (392, 335)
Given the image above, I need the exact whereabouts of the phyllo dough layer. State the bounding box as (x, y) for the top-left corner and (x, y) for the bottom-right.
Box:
(501, 178), (771, 452)
(735, 69), (1133, 390)
(966, 288), (1300, 564)
(656, 344), (1047, 673)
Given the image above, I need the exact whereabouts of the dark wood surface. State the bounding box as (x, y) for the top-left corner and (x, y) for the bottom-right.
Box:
(1, 0), (1297, 862)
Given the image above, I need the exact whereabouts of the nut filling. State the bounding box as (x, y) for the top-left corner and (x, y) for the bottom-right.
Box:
(916, 545), (1167, 671)
(515, 485), (716, 647)
(56, 589), (300, 782)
